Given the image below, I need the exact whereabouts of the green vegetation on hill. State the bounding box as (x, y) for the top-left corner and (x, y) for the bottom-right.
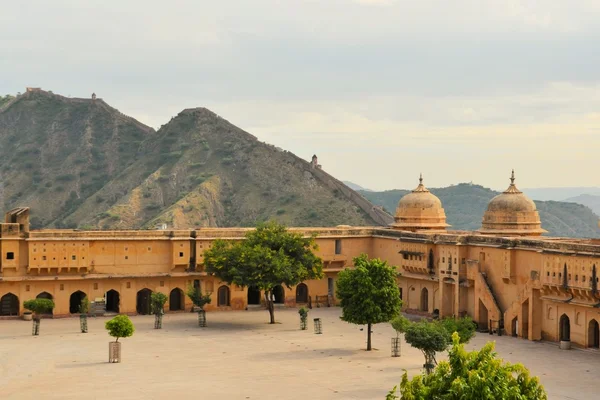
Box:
(360, 183), (600, 238)
(0, 90), (376, 229)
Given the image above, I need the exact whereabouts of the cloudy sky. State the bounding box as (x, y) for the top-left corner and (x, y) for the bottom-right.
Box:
(2, 0), (600, 191)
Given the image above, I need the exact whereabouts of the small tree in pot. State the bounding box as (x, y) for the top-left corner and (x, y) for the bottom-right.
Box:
(186, 284), (211, 327)
(298, 307), (309, 330)
(79, 296), (90, 333)
(390, 314), (411, 357)
(151, 292), (168, 329)
(23, 299), (55, 336)
(105, 315), (134, 363)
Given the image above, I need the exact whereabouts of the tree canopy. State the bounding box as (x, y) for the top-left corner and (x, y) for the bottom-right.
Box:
(105, 315), (135, 342)
(186, 284), (212, 310)
(390, 314), (411, 338)
(24, 298), (55, 317)
(387, 332), (547, 400)
(404, 320), (450, 374)
(204, 221), (323, 323)
(150, 292), (168, 315)
(336, 254), (401, 350)
(440, 316), (476, 344)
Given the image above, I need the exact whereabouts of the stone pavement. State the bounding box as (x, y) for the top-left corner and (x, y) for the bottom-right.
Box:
(0, 308), (598, 400)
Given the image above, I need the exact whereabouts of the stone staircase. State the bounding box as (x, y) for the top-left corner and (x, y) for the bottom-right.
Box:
(478, 272), (502, 326)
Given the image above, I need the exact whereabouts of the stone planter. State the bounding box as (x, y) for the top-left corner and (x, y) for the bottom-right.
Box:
(391, 337), (400, 357)
(23, 312), (32, 321)
(197, 310), (206, 327)
(559, 340), (571, 350)
(109, 341), (122, 363)
(80, 315), (88, 333)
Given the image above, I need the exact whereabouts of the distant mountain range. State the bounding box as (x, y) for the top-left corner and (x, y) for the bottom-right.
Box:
(564, 194), (600, 216)
(522, 187), (600, 201)
(359, 183), (600, 238)
(0, 89), (380, 229)
(342, 181), (373, 192)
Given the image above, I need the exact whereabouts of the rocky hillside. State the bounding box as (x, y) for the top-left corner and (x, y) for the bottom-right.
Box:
(0, 90), (377, 229)
(360, 183), (600, 238)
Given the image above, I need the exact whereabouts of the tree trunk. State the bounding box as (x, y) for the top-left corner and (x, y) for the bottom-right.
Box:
(367, 323), (372, 351)
(265, 291), (275, 324)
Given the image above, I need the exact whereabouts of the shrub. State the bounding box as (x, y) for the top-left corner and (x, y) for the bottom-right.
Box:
(105, 315), (135, 342)
(24, 298), (55, 317)
(390, 314), (411, 338)
(150, 292), (168, 315)
(79, 296), (90, 314)
(186, 284), (211, 310)
(440, 316), (476, 344)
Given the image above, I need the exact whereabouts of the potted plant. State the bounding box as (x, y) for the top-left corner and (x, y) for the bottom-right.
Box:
(105, 314), (135, 363)
(79, 296), (90, 333)
(23, 311), (33, 321)
(186, 284), (211, 327)
(150, 292), (168, 329)
(23, 299), (55, 336)
(298, 307), (309, 330)
(390, 314), (411, 357)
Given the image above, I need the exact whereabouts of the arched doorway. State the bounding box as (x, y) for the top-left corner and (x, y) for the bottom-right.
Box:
(217, 285), (230, 307)
(588, 319), (599, 348)
(106, 290), (120, 313)
(36, 292), (54, 315)
(420, 288), (429, 312)
(296, 283), (308, 303)
(273, 285), (284, 304)
(511, 317), (518, 337)
(0, 293), (19, 316)
(478, 299), (489, 331)
(560, 314), (571, 342)
(69, 291), (87, 314)
(136, 288), (152, 315)
(247, 286), (261, 305)
(169, 288), (184, 311)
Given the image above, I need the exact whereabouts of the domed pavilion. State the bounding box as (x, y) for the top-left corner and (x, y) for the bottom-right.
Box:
(390, 174), (449, 232)
(478, 170), (546, 237)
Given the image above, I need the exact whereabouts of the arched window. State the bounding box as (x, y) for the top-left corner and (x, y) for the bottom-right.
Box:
(420, 288), (429, 312)
(169, 288), (184, 311)
(217, 286), (230, 307)
(136, 288), (152, 315)
(560, 314), (570, 341)
(0, 293), (19, 316)
(106, 289), (120, 313)
(69, 291), (87, 314)
(296, 283), (308, 303)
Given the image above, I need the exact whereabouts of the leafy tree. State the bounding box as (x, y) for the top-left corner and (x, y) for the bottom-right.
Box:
(387, 332), (548, 399)
(204, 221), (323, 324)
(440, 316), (476, 344)
(24, 298), (54, 320)
(150, 292), (168, 315)
(404, 320), (449, 374)
(79, 296), (90, 314)
(24, 298), (55, 336)
(336, 254), (401, 350)
(390, 314), (411, 338)
(105, 315), (135, 342)
(186, 284), (212, 310)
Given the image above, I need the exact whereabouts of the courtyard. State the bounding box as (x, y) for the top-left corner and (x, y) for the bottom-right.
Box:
(0, 307), (598, 400)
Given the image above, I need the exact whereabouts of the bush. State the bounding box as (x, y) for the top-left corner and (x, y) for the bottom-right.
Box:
(105, 315), (135, 342)
(24, 298), (55, 316)
(151, 292), (168, 315)
(186, 284), (211, 310)
(79, 296), (90, 314)
(388, 332), (548, 399)
(390, 314), (411, 338)
(440, 316), (476, 344)
(404, 320), (450, 374)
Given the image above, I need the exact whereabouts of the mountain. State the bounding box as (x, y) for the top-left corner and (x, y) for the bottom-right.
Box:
(564, 194), (600, 216)
(0, 89), (380, 229)
(360, 183), (600, 238)
(521, 187), (600, 201)
(342, 181), (372, 192)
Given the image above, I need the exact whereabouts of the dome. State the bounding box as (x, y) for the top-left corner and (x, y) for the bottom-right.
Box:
(390, 175), (449, 232)
(478, 171), (547, 236)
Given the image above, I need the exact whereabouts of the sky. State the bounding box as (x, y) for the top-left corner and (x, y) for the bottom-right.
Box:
(2, 0), (600, 191)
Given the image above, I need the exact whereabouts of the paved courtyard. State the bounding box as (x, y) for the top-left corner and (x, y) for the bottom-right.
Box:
(0, 307), (598, 400)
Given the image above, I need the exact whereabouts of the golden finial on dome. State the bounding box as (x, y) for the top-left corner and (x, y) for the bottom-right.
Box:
(504, 169), (522, 194)
(413, 173), (429, 193)
(510, 169), (515, 185)
(419, 173), (423, 185)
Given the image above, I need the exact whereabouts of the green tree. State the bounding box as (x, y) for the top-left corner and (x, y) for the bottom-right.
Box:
(404, 320), (449, 374)
(440, 316), (476, 344)
(151, 292), (168, 315)
(387, 332), (547, 399)
(186, 284), (212, 310)
(204, 221), (323, 324)
(24, 298), (55, 336)
(390, 314), (411, 338)
(105, 315), (135, 342)
(336, 254), (401, 351)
